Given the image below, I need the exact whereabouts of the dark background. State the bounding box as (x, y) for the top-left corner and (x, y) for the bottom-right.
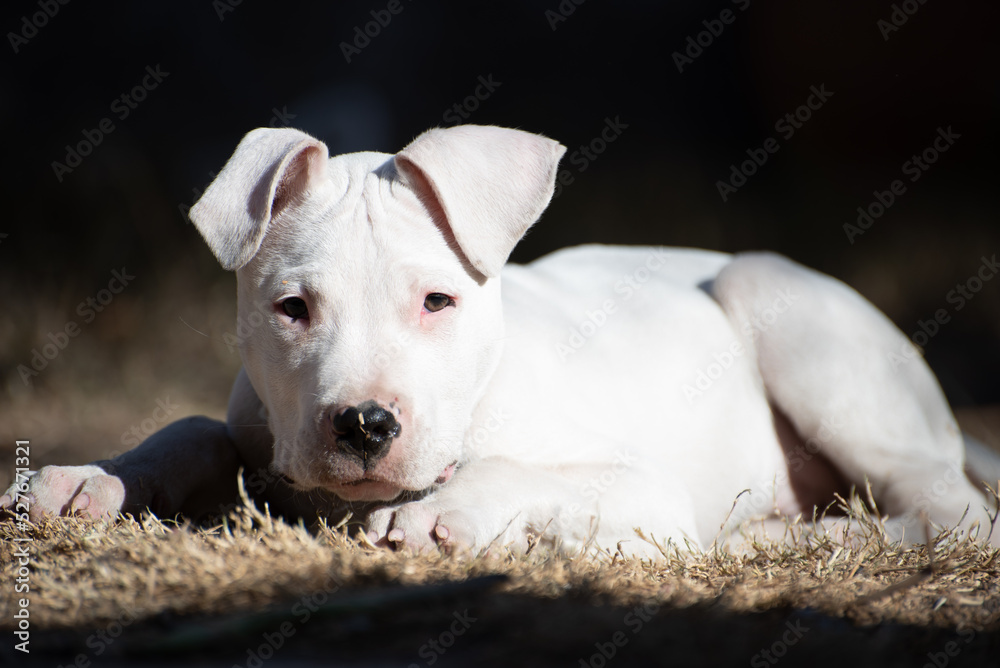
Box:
(1, 0), (999, 463)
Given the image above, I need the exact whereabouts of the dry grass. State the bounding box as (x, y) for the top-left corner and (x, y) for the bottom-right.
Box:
(2, 491), (999, 666)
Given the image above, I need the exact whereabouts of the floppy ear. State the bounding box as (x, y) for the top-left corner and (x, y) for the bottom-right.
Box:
(190, 128), (329, 271)
(394, 125), (566, 278)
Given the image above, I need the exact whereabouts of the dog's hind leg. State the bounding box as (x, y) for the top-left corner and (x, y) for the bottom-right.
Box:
(710, 252), (997, 545)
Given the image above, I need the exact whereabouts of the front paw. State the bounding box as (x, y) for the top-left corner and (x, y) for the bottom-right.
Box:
(365, 501), (495, 555)
(0, 465), (125, 522)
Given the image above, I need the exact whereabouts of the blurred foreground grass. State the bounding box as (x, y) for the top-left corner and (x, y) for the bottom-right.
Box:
(1, 495), (998, 667)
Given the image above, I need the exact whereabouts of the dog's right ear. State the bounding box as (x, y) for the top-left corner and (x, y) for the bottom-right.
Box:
(190, 128), (329, 271)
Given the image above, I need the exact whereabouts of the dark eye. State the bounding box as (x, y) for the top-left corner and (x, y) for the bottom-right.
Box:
(423, 293), (454, 313)
(281, 297), (308, 321)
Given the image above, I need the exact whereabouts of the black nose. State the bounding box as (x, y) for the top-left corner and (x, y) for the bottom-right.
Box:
(331, 400), (400, 463)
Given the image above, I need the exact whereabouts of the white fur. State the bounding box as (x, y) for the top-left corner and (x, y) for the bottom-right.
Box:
(5, 125), (998, 558)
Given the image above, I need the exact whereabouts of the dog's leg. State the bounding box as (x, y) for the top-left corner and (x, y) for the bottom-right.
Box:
(364, 457), (701, 559)
(0, 416), (242, 522)
(711, 252), (998, 545)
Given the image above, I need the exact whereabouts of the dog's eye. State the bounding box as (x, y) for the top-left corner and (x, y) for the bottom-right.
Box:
(423, 293), (454, 313)
(281, 297), (308, 321)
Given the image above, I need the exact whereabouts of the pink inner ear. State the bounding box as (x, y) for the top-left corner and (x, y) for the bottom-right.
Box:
(272, 145), (327, 217)
(393, 126), (566, 279)
(396, 156), (485, 283)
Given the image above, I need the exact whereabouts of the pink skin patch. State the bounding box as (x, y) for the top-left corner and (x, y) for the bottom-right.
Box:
(435, 462), (457, 484)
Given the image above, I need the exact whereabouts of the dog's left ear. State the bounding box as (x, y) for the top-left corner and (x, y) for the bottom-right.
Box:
(394, 125), (566, 279)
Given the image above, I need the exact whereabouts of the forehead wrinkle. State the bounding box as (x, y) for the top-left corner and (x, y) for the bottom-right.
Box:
(310, 191), (399, 323)
(251, 155), (464, 327)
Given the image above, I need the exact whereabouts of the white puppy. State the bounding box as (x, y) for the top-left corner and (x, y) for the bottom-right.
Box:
(4, 125), (998, 558)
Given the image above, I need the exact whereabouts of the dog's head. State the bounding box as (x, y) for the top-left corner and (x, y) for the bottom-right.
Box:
(190, 125), (565, 502)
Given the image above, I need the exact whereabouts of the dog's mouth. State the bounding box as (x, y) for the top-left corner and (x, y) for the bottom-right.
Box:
(309, 460), (459, 502)
(341, 475), (394, 488)
(339, 460), (458, 488)
(329, 479), (403, 502)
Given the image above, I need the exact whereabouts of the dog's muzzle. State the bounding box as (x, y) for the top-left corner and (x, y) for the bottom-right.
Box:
(329, 400), (401, 464)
